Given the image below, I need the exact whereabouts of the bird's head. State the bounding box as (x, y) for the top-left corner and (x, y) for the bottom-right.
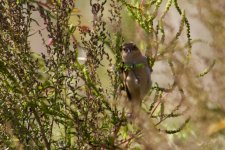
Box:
(121, 42), (142, 62)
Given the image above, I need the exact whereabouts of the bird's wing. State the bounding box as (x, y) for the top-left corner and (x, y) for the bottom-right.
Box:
(123, 71), (132, 100)
(124, 70), (141, 101)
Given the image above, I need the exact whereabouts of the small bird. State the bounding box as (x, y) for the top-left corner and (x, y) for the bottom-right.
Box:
(121, 42), (152, 106)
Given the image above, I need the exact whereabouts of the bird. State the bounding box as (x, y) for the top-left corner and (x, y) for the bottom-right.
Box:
(121, 42), (152, 108)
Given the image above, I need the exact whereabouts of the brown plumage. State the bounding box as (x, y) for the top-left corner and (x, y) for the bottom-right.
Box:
(121, 42), (152, 105)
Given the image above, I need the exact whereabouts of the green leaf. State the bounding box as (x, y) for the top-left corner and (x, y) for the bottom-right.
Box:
(0, 61), (16, 82)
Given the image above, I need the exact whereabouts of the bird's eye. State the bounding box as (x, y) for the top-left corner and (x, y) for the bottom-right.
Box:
(123, 47), (131, 53)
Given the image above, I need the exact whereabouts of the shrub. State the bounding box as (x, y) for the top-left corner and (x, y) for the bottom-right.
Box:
(0, 0), (192, 149)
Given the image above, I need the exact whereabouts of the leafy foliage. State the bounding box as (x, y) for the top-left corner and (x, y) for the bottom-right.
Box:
(0, 0), (192, 149)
